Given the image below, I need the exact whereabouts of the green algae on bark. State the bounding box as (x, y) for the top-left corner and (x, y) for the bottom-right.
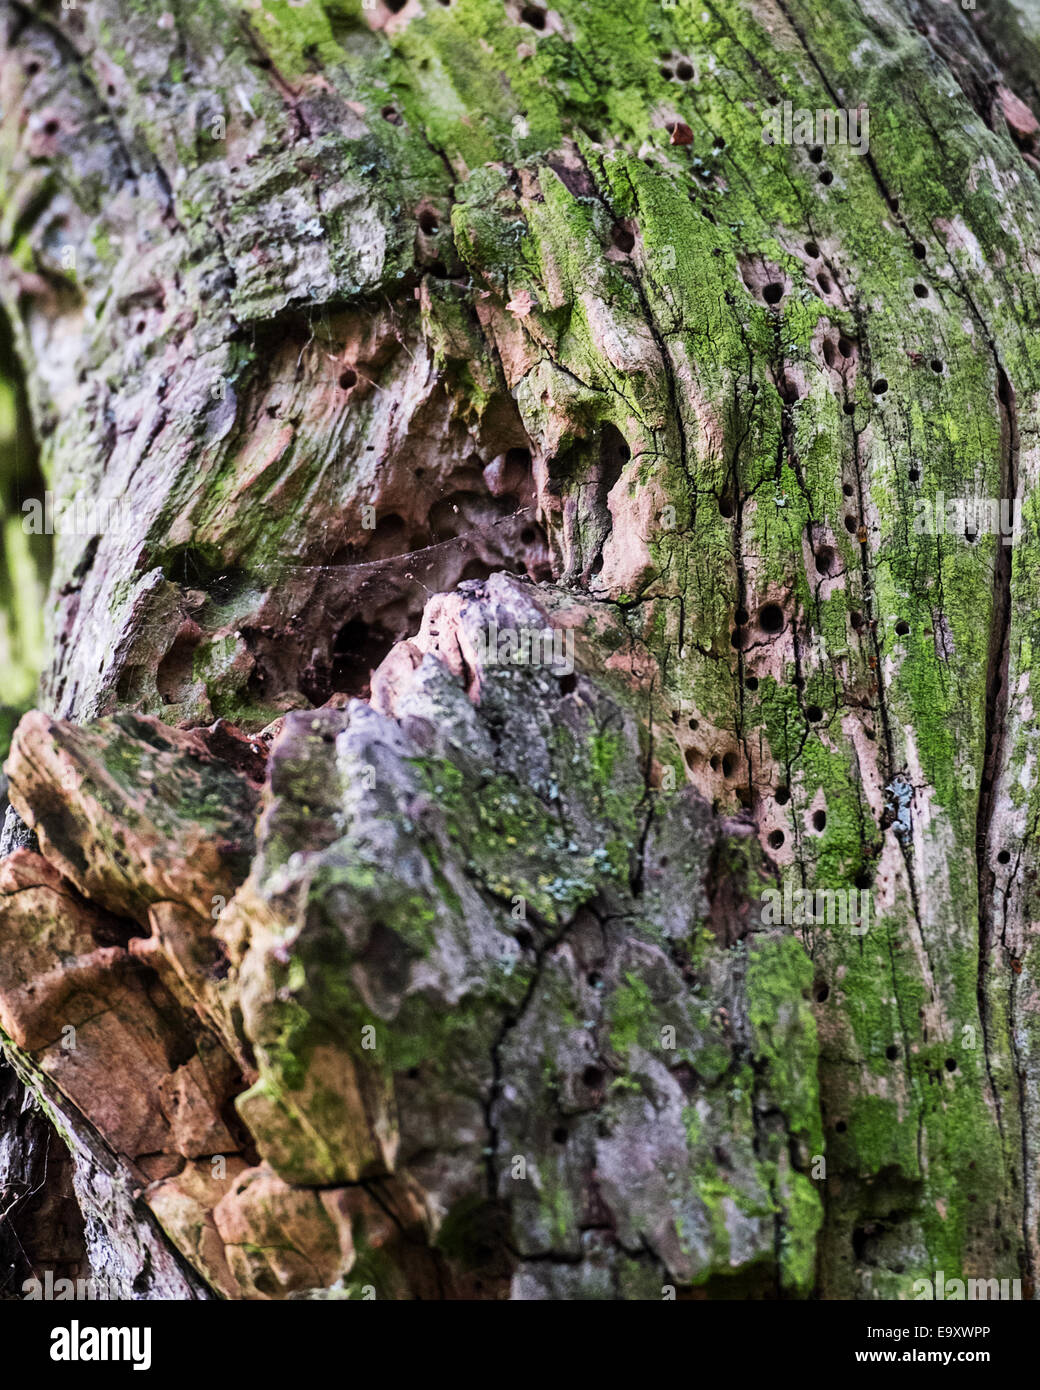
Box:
(1, 0), (1039, 1299)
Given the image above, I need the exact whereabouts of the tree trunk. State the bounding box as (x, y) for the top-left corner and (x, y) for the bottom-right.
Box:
(1, 0), (1039, 1300)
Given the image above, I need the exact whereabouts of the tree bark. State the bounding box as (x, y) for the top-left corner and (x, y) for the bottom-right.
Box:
(1, 0), (1039, 1299)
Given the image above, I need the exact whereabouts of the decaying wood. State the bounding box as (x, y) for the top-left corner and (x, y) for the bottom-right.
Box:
(1, 0), (1040, 1298)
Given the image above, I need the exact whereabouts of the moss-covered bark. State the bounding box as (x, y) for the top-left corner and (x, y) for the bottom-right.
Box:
(1, 0), (1039, 1299)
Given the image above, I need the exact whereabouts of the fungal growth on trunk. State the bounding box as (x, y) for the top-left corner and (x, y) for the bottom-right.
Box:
(0, 0), (1038, 1306)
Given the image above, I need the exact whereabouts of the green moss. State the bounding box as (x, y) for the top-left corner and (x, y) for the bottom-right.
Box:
(747, 933), (822, 1154)
(11, 0), (1033, 1299)
(607, 974), (655, 1057)
(778, 1169), (824, 1294)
